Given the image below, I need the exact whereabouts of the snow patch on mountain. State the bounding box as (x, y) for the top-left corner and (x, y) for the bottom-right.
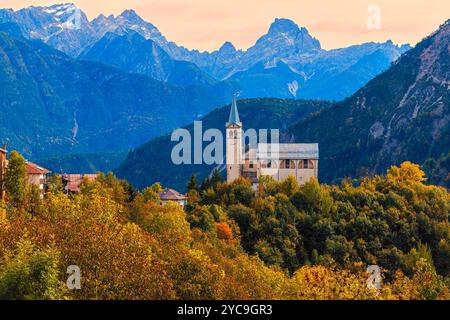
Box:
(288, 81), (299, 97)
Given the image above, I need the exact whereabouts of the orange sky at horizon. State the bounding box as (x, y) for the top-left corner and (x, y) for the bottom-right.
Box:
(1, 0), (448, 51)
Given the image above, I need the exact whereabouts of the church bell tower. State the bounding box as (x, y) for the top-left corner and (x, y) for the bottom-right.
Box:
(226, 94), (243, 183)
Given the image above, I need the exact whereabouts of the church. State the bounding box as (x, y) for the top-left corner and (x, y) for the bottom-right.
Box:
(226, 95), (319, 186)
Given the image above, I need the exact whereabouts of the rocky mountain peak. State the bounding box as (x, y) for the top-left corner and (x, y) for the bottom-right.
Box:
(39, 3), (80, 17)
(119, 9), (143, 23)
(219, 41), (236, 53)
(268, 18), (300, 35)
(248, 17), (321, 60)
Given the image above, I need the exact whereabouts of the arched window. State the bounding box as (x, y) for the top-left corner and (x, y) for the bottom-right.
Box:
(267, 160), (277, 168)
(281, 160), (295, 169)
(300, 160), (314, 169)
(287, 159), (294, 169)
(303, 159), (309, 169)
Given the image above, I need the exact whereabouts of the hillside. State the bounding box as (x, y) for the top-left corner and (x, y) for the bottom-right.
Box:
(288, 21), (450, 186)
(0, 31), (232, 159)
(37, 151), (128, 174)
(115, 98), (331, 190)
(79, 31), (216, 86)
(1, 155), (449, 300)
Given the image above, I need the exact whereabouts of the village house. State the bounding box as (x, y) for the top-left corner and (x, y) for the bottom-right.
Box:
(226, 95), (319, 186)
(62, 174), (99, 194)
(158, 188), (187, 208)
(25, 161), (51, 197)
(0, 146), (50, 199)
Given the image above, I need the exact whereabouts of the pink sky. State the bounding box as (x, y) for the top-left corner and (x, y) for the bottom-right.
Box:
(1, 0), (449, 51)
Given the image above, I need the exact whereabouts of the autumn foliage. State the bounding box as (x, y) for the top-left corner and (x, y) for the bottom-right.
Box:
(0, 159), (448, 300)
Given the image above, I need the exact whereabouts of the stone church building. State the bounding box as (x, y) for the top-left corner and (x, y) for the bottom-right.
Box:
(226, 95), (319, 186)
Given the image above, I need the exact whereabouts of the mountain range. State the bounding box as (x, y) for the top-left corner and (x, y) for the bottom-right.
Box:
(115, 20), (450, 189)
(0, 3), (446, 189)
(0, 3), (410, 100)
(0, 30), (233, 158)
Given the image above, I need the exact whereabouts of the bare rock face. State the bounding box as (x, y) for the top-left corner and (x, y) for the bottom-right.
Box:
(369, 122), (385, 139)
(382, 21), (449, 143)
(0, 3), (97, 56)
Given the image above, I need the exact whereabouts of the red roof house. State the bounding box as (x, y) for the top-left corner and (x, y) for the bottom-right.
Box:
(158, 188), (187, 207)
(62, 174), (99, 193)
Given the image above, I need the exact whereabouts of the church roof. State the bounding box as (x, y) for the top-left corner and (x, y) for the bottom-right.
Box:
(226, 94), (241, 127)
(257, 143), (319, 160)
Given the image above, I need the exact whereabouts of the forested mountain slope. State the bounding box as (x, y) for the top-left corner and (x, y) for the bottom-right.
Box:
(288, 21), (449, 186)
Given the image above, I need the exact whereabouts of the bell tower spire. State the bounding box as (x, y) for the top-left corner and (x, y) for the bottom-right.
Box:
(227, 93), (241, 127)
(226, 93), (243, 182)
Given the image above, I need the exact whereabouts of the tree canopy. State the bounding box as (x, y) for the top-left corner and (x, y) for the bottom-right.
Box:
(0, 154), (448, 300)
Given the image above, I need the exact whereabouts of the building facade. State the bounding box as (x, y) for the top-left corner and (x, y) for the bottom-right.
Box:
(25, 161), (51, 197)
(226, 95), (319, 186)
(158, 188), (187, 208)
(0, 147), (51, 199)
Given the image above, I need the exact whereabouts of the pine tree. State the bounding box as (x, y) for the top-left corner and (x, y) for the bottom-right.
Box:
(5, 151), (27, 207)
(187, 174), (199, 192)
(209, 169), (223, 189)
(200, 177), (211, 192)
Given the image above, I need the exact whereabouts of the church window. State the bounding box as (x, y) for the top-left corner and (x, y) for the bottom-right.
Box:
(285, 159), (291, 169)
(303, 159), (309, 169)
